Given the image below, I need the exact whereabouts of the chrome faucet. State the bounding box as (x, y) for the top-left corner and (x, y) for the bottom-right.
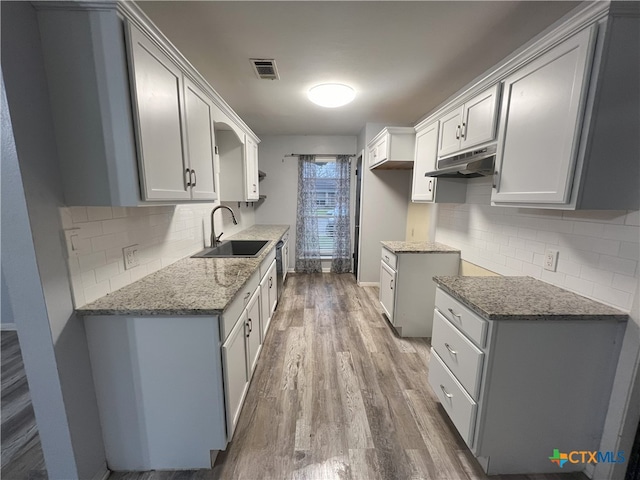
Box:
(210, 205), (238, 247)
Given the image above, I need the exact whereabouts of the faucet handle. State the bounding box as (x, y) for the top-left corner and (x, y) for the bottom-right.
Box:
(215, 232), (224, 242)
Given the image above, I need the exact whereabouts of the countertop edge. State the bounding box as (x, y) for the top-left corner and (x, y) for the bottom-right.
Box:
(380, 240), (461, 254)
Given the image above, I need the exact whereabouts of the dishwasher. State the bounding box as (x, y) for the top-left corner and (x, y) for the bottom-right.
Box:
(275, 240), (284, 302)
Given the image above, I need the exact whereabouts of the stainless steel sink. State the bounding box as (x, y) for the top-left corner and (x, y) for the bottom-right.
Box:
(191, 240), (269, 258)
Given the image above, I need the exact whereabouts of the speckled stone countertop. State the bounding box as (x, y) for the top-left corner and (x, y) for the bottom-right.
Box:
(76, 225), (290, 316)
(381, 241), (460, 254)
(433, 276), (628, 321)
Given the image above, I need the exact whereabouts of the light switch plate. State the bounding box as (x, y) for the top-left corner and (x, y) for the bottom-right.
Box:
(123, 245), (139, 270)
(544, 249), (559, 272)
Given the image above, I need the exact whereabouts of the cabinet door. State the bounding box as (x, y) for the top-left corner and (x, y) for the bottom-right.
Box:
(376, 136), (389, 163)
(259, 275), (270, 342)
(183, 78), (217, 200)
(379, 261), (397, 323)
(438, 106), (463, 157)
(460, 84), (500, 150)
(368, 144), (379, 168)
(267, 259), (278, 317)
(126, 24), (190, 201)
(245, 137), (259, 201)
(221, 312), (249, 440)
(246, 290), (262, 376)
(491, 26), (596, 205)
(412, 122), (439, 202)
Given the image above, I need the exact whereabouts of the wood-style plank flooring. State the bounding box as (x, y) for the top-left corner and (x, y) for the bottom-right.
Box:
(1, 331), (47, 480)
(110, 273), (586, 480)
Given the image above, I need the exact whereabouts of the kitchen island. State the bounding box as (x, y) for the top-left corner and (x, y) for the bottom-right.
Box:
(77, 225), (289, 471)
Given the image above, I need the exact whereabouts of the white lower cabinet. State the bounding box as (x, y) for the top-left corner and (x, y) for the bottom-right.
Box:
(221, 311), (250, 441)
(379, 246), (460, 337)
(245, 290), (262, 376)
(429, 287), (626, 475)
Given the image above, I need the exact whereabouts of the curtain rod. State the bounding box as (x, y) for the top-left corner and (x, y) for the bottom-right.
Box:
(284, 153), (355, 158)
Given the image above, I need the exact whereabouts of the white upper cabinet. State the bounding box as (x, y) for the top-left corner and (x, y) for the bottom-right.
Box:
(35, 3), (257, 206)
(183, 78), (218, 201)
(245, 136), (260, 201)
(412, 121), (467, 203)
(491, 27), (595, 205)
(368, 127), (416, 170)
(127, 25), (191, 201)
(437, 85), (500, 158)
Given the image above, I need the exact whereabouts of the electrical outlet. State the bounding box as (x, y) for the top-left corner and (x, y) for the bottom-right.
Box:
(123, 245), (139, 270)
(544, 249), (559, 272)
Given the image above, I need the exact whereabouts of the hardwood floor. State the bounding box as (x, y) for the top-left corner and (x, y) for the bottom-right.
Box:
(110, 273), (587, 480)
(1, 331), (47, 480)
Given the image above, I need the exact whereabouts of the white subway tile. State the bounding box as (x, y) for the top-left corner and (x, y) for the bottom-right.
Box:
(572, 221), (605, 237)
(87, 207), (113, 222)
(536, 218), (574, 234)
(562, 248), (600, 266)
(75, 221), (103, 239)
(597, 255), (637, 276)
(509, 237), (526, 250)
(91, 233), (117, 252)
(487, 242), (501, 253)
(612, 273), (638, 294)
(83, 281), (111, 304)
(521, 262), (542, 278)
(70, 206), (88, 223)
(580, 265), (614, 286)
(557, 257), (582, 277)
(95, 262), (120, 284)
(559, 234), (620, 256)
(533, 253), (545, 266)
(515, 249), (533, 263)
(564, 275), (595, 298)
(625, 210), (640, 226)
(506, 257), (523, 271)
(562, 210), (626, 224)
(78, 251), (107, 272)
(517, 227), (538, 241)
(535, 230), (560, 245)
(81, 270), (96, 287)
(102, 218), (129, 235)
(129, 265), (148, 282)
(69, 236), (92, 256)
(146, 259), (163, 274)
(501, 225), (519, 237)
(541, 270), (565, 287)
(603, 224), (640, 243)
(109, 271), (131, 292)
(112, 207), (127, 219)
(524, 240), (546, 254)
(592, 285), (631, 311)
(619, 242), (640, 261)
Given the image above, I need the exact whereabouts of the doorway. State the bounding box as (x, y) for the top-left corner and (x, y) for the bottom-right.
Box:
(353, 153), (363, 278)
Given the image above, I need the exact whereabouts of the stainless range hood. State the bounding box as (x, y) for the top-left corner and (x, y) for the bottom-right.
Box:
(425, 144), (496, 178)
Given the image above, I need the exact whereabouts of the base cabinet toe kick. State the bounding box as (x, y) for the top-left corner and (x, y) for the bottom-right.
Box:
(428, 287), (626, 475)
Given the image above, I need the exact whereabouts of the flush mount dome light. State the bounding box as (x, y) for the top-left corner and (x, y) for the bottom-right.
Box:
(308, 83), (355, 108)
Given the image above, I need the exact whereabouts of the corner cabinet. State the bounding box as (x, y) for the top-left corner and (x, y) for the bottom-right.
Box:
(127, 24), (217, 202)
(35, 3), (257, 206)
(491, 10), (639, 209)
(412, 121), (466, 203)
(368, 127), (416, 170)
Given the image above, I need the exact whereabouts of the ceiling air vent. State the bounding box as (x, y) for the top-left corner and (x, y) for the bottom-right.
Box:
(250, 58), (279, 80)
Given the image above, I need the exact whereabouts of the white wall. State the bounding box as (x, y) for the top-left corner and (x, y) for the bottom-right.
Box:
(255, 135), (357, 271)
(62, 202), (254, 307)
(435, 176), (640, 479)
(356, 123), (413, 284)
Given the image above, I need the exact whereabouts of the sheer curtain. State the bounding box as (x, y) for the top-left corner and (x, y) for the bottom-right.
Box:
(295, 155), (322, 273)
(331, 155), (351, 273)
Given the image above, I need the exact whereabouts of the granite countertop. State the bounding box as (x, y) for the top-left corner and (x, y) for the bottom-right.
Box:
(433, 276), (628, 321)
(381, 241), (460, 254)
(76, 224), (290, 317)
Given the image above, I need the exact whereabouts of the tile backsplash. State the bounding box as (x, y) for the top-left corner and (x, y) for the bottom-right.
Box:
(61, 202), (254, 307)
(436, 177), (639, 311)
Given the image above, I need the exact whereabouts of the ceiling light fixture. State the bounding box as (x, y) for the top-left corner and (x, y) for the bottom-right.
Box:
(308, 83), (355, 108)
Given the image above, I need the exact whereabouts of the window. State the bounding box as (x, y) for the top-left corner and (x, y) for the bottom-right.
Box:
(311, 159), (340, 256)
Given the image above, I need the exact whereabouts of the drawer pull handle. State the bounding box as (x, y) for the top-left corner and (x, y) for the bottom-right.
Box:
(448, 308), (461, 320)
(244, 292), (251, 305)
(440, 384), (453, 399)
(445, 343), (457, 355)
(384, 255), (389, 261)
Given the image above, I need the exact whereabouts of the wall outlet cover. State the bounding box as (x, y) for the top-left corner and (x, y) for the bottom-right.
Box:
(123, 245), (139, 270)
(544, 249), (559, 272)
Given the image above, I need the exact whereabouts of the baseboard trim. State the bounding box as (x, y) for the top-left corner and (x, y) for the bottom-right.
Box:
(357, 282), (379, 287)
(0, 323), (17, 331)
(91, 464), (110, 480)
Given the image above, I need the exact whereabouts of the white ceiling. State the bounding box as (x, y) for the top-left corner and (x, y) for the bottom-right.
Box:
(139, 1), (580, 137)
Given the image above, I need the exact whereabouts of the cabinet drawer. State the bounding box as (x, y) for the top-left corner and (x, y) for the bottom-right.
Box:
(432, 309), (484, 400)
(429, 350), (477, 448)
(381, 247), (397, 269)
(259, 246), (276, 278)
(221, 269), (260, 341)
(435, 288), (487, 348)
